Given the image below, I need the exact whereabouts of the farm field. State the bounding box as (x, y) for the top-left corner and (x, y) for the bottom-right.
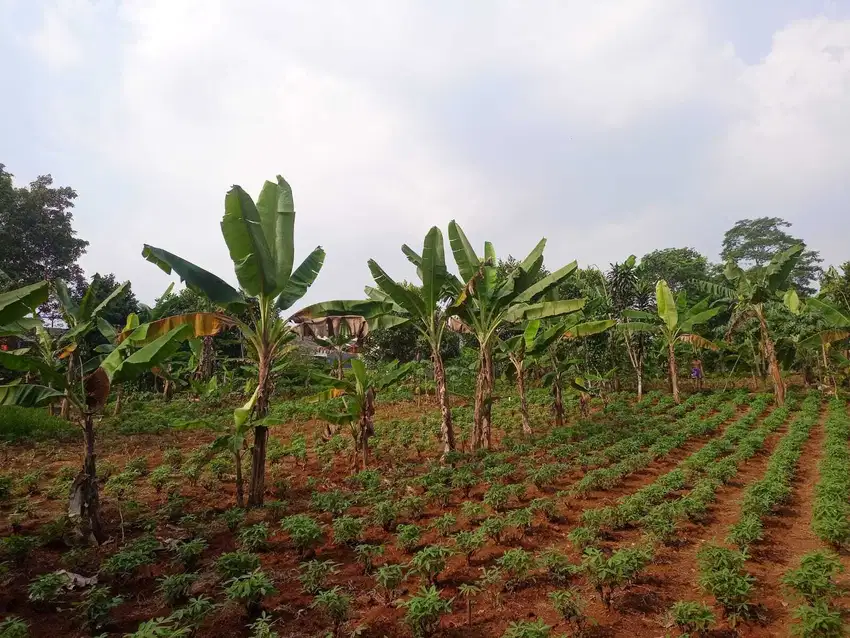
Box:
(2, 387), (848, 638)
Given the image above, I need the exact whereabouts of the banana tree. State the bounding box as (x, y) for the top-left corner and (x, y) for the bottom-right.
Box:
(498, 313), (614, 434)
(143, 175), (324, 506)
(310, 359), (414, 471)
(696, 245), (803, 406)
(618, 280), (719, 404)
(297, 226), (459, 457)
(53, 279), (128, 418)
(1, 320), (197, 542)
(446, 221), (585, 449)
(798, 298), (850, 394)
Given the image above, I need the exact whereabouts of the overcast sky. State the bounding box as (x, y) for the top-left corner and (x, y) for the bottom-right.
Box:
(2, 1), (849, 307)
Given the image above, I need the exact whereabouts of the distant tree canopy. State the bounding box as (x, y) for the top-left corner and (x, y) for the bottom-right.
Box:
(0, 164), (89, 293)
(82, 272), (139, 328)
(721, 217), (822, 295)
(638, 247), (710, 301)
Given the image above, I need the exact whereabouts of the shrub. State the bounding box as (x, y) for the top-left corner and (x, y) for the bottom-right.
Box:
(696, 544), (754, 624)
(451, 468), (477, 498)
(311, 587), (351, 636)
(157, 572), (198, 605)
(582, 546), (652, 608)
(0, 406), (76, 443)
(75, 586), (123, 631)
(27, 571), (66, 604)
(669, 600), (715, 636)
(311, 490), (352, 517)
(501, 619), (552, 638)
(398, 585), (453, 638)
(497, 549), (536, 591)
(0, 617), (29, 638)
(375, 564), (405, 603)
(549, 590), (587, 632)
(280, 514), (323, 557)
(1, 535), (39, 564)
(461, 500), (486, 523)
(173, 538), (208, 569)
(371, 500), (399, 532)
(163, 448), (183, 469)
(168, 595), (217, 632)
(220, 507), (246, 531)
(480, 515), (507, 544)
(791, 600), (844, 638)
(407, 545), (453, 585)
(400, 494), (427, 520)
(149, 465), (173, 492)
(430, 514), (457, 537)
(782, 551), (844, 604)
(484, 485), (511, 512)
(102, 536), (159, 579)
(299, 559), (340, 594)
(215, 551), (261, 580)
(539, 548), (578, 585)
(247, 611), (279, 638)
(126, 456), (149, 476)
(354, 543), (383, 574)
(332, 515), (364, 547)
(396, 524), (422, 552)
(224, 568), (276, 613)
(239, 523), (271, 553)
(453, 530), (485, 565)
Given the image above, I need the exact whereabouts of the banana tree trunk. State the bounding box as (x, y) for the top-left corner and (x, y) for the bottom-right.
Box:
(248, 356), (271, 507)
(432, 351), (455, 456)
(69, 413), (106, 543)
(755, 307), (784, 406)
(552, 376), (565, 428)
(198, 335), (215, 381)
(359, 388), (376, 470)
(234, 447), (245, 508)
(636, 367), (643, 402)
(514, 360), (531, 436)
(112, 386), (122, 416)
(60, 352), (74, 420)
(668, 340), (680, 404)
(337, 351), (344, 380)
(473, 346), (493, 450)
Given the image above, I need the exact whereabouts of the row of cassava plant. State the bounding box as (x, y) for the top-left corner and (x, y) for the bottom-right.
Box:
(812, 398), (850, 549)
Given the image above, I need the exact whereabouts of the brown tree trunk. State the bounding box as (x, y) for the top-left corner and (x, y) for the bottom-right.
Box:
(552, 378), (565, 428)
(359, 389), (375, 470)
(432, 351), (455, 456)
(668, 340), (680, 404)
(337, 352), (344, 380)
(756, 308), (785, 406)
(163, 379), (173, 402)
(636, 366), (643, 402)
(69, 414), (106, 543)
(516, 362), (531, 436)
(198, 336), (214, 381)
(248, 357), (271, 507)
(112, 387), (122, 416)
(473, 346), (493, 450)
(61, 352), (74, 420)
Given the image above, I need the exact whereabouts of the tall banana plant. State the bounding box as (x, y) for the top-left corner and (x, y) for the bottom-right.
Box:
(1, 315), (198, 542)
(618, 280), (719, 403)
(311, 360), (414, 471)
(498, 313), (614, 434)
(696, 245), (803, 406)
(297, 226), (459, 458)
(798, 298), (850, 393)
(143, 175), (324, 506)
(446, 221), (585, 450)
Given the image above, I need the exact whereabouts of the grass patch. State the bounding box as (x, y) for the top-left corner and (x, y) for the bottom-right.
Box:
(0, 407), (78, 443)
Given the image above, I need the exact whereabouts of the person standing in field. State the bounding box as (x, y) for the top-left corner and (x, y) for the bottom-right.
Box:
(691, 358), (704, 391)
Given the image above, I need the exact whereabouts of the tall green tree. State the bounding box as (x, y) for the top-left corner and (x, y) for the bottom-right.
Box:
(638, 247), (710, 300)
(0, 166), (88, 300)
(447, 221), (585, 449)
(143, 175), (324, 506)
(698, 245), (803, 406)
(298, 227), (459, 457)
(721, 217), (821, 295)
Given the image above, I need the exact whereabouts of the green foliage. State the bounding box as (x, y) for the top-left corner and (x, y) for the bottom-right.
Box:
(247, 612), (280, 638)
(549, 590), (587, 631)
(149, 465), (173, 492)
(157, 573), (198, 606)
(500, 619), (552, 638)
(220, 507), (246, 531)
(0, 616), (29, 638)
(354, 543), (383, 574)
(430, 513), (457, 537)
(332, 515), (364, 547)
(27, 571), (66, 603)
(375, 564), (405, 603)
(480, 515), (507, 544)
(298, 559), (340, 595)
(497, 548), (537, 590)
(396, 524), (422, 553)
(483, 484), (511, 512)
(172, 538), (207, 569)
(215, 551), (261, 580)
(581, 545), (652, 608)
(224, 568), (276, 612)
(696, 544), (754, 624)
(1, 535), (39, 563)
(398, 585), (453, 638)
(407, 545), (453, 585)
(371, 500), (399, 532)
(102, 536), (159, 579)
(791, 600), (844, 638)
(669, 600), (715, 636)
(281, 514), (324, 556)
(239, 523), (270, 552)
(75, 586), (123, 631)
(0, 407), (77, 443)
(311, 489), (352, 517)
(783, 551), (844, 604)
(453, 530), (485, 565)
(461, 500), (486, 523)
(311, 587), (351, 634)
(539, 548), (578, 585)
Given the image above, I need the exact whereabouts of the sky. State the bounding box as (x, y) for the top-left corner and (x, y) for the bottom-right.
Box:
(2, 0), (850, 307)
